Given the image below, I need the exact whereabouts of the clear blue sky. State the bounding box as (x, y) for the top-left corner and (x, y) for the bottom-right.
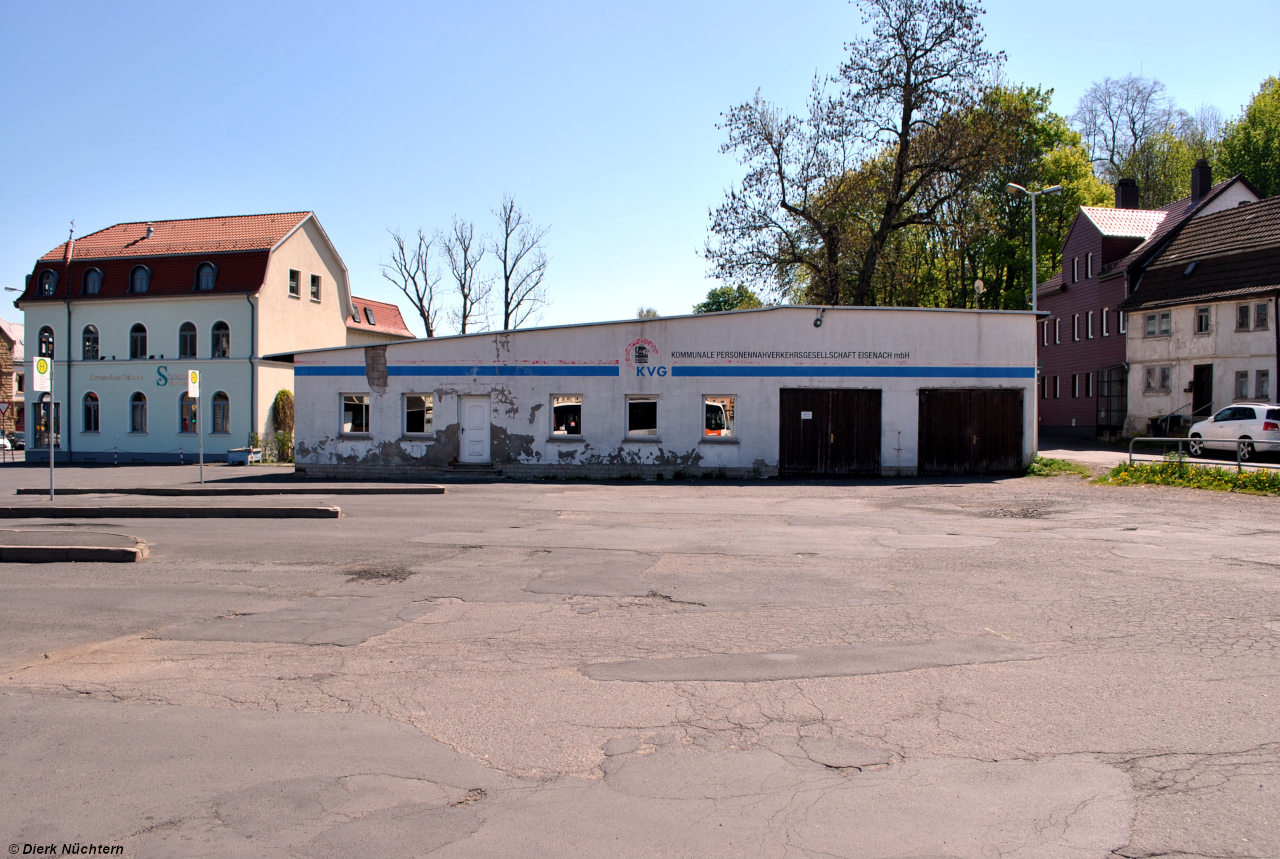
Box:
(2, 0), (1276, 335)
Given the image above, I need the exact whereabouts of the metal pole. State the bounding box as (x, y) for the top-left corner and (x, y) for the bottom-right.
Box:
(48, 366), (55, 501)
(198, 394), (204, 484)
(1030, 190), (1039, 458)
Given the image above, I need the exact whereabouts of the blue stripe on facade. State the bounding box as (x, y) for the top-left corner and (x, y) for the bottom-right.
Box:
(670, 365), (1037, 379)
(296, 365), (620, 377)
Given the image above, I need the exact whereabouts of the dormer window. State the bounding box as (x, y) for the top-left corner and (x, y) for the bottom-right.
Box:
(129, 265), (150, 294)
(195, 262), (217, 291)
(39, 270), (58, 296)
(364, 307), (376, 325)
(83, 268), (102, 295)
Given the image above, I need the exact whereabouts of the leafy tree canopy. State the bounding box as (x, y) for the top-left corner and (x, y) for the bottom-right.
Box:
(1219, 77), (1280, 198)
(693, 285), (764, 314)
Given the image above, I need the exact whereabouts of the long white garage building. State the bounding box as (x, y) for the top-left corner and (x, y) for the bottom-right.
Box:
(291, 305), (1036, 479)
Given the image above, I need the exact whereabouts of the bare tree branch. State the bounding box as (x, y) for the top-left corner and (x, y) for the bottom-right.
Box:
(440, 218), (491, 334)
(491, 194), (550, 330)
(380, 228), (441, 337)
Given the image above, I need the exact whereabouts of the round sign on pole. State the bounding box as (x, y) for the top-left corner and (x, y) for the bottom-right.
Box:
(188, 370), (200, 398)
(33, 357), (51, 392)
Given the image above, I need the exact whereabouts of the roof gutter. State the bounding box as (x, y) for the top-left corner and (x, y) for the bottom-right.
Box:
(246, 293), (256, 441)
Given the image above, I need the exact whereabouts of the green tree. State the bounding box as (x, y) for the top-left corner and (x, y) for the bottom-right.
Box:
(1219, 77), (1280, 198)
(636, 307), (660, 318)
(693, 286), (764, 313)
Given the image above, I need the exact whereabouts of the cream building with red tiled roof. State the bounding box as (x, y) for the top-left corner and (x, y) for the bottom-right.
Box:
(17, 212), (408, 463)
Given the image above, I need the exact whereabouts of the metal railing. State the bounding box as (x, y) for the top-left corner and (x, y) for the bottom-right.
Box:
(1128, 436), (1280, 473)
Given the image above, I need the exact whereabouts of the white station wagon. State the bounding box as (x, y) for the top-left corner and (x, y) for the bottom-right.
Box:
(1187, 403), (1280, 460)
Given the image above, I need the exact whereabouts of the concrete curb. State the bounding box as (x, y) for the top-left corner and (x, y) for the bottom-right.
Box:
(15, 486), (444, 496)
(0, 545), (147, 563)
(0, 506), (342, 519)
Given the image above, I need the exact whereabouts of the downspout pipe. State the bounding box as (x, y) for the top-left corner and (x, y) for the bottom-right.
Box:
(246, 293), (257, 444)
(63, 226), (75, 465)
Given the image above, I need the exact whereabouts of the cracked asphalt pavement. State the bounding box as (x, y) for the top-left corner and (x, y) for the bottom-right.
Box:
(0, 467), (1277, 857)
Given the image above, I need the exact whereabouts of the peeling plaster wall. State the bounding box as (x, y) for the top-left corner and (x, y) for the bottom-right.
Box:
(292, 306), (1037, 479)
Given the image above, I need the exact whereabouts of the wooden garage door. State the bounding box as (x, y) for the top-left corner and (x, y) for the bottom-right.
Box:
(918, 389), (1024, 475)
(779, 389), (881, 476)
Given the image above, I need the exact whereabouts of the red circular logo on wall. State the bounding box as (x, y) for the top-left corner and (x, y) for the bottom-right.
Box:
(625, 338), (659, 370)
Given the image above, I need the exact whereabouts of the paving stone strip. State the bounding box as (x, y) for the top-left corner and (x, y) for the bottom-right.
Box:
(15, 485), (444, 496)
(0, 505), (341, 519)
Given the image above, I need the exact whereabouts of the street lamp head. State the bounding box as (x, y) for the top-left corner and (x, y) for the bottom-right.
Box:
(1004, 183), (1027, 197)
(1043, 185), (1064, 196)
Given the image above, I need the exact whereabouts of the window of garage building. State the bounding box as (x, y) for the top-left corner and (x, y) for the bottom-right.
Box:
(1256, 370), (1270, 401)
(626, 395), (658, 439)
(342, 394), (370, 436)
(703, 396), (736, 439)
(404, 394), (434, 435)
(1236, 371), (1250, 400)
(551, 395), (582, 437)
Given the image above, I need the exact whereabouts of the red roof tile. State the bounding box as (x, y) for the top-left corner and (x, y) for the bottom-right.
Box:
(1079, 207), (1167, 238)
(39, 212), (312, 262)
(346, 296), (414, 339)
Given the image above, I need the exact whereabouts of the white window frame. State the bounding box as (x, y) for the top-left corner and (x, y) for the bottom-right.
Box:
(1119, 311), (1127, 334)
(1087, 310), (1094, 339)
(1102, 308), (1110, 337)
(1235, 371), (1250, 400)
(1086, 252), (1093, 279)
(1256, 302), (1270, 331)
(625, 394), (659, 439)
(1072, 257), (1079, 283)
(1085, 372), (1093, 398)
(550, 394), (583, 438)
(702, 395), (737, 441)
(1073, 314), (1080, 342)
(1072, 373), (1079, 398)
(1256, 370), (1271, 401)
(310, 274), (322, 302)
(1053, 375), (1060, 399)
(1237, 304), (1251, 331)
(341, 393), (371, 436)
(403, 393), (435, 436)
(1042, 320), (1049, 346)
(288, 269), (301, 298)
(1054, 318), (1060, 344)
(1195, 306), (1211, 335)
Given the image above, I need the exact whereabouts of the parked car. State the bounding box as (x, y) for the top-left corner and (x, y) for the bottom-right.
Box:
(1187, 404), (1280, 460)
(0, 435), (9, 450)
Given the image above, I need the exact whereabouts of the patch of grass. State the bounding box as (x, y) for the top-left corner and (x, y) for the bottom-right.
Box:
(1024, 456), (1090, 478)
(1100, 461), (1280, 495)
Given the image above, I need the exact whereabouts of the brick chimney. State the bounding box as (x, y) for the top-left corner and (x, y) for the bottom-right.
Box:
(1191, 158), (1212, 201)
(1115, 178), (1140, 209)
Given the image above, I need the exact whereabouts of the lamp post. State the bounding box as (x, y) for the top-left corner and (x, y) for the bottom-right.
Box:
(1005, 183), (1062, 459)
(1004, 183), (1063, 312)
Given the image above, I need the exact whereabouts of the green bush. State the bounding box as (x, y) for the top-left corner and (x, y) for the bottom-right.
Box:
(272, 431), (294, 463)
(1102, 461), (1280, 494)
(1024, 456), (1090, 477)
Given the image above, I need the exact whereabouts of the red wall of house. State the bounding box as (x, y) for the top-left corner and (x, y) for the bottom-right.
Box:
(1037, 220), (1138, 433)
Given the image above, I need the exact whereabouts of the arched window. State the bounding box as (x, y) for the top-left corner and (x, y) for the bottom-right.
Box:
(129, 265), (150, 294)
(36, 393), (60, 449)
(38, 326), (54, 358)
(83, 392), (99, 433)
(129, 324), (147, 359)
(179, 322), (197, 358)
(211, 321), (230, 358)
(364, 307), (376, 325)
(195, 262), (217, 291)
(82, 325), (99, 361)
(179, 393), (197, 434)
(83, 268), (102, 295)
(39, 270), (58, 296)
(212, 391), (230, 434)
(130, 392), (147, 433)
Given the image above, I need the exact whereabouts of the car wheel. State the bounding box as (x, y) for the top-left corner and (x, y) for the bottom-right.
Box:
(1238, 437), (1255, 461)
(1188, 435), (1205, 457)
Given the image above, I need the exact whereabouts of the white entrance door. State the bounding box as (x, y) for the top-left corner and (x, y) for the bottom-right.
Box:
(459, 396), (491, 463)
